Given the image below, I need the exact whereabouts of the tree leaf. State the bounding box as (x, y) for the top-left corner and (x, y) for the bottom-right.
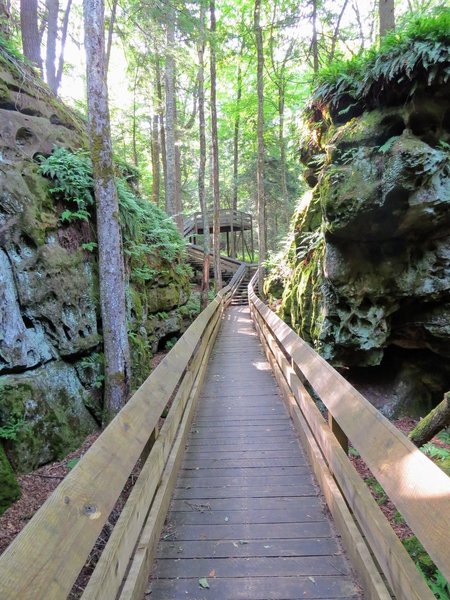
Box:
(198, 577), (210, 589)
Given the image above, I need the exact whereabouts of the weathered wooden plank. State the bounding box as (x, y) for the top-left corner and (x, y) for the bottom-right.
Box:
(154, 555), (351, 578)
(184, 450), (302, 461)
(187, 438), (293, 448)
(157, 537), (340, 559)
(182, 457), (307, 469)
(163, 522), (332, 540)
(170, 495), (322, 512)
(176, 474), (314, 488)
(175, 466), (310, 478)
(251, 289), (450, 582)
(188, 433), (294, 444)
(190, 423), (291, 432)
(168, 507), (326, 525)
(173, 484), (316, 500)
(148, 575), (359, 599)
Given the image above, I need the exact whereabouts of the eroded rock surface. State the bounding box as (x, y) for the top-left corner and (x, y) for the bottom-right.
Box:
(271, 86), (450, 416)
(0, 55), (192, 505)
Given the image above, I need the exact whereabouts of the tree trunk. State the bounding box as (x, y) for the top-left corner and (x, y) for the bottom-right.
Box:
(278, 82), (288, 208)
(164, 11), (181, 230)
(210, 0), (222, 291)
(151, 112), (160, 205)
(198, 1), (210, 311)
(379, 0), (395, 37)
(0, 0), (10, 38)
(254, 0), (266, 295)
(55, 0), (73, 94)
(174, 98), (183, 231)
(45, 0), (58, 93)
(131, 66), (139, 167)
(83, 0), (130, 424)
(231, 42), (243, 260)
(20, 0), (42, 73)
(311, 0), (319, 73)
(409, 393), (450, 448)
(105, 0), (117, 73)
(155, 53), (167, 201)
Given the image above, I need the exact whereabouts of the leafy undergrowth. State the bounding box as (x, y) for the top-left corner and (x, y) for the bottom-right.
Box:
(349, 417), (450, 599)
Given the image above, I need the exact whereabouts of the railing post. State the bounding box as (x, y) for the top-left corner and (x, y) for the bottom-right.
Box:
(328, 414), (348, 454)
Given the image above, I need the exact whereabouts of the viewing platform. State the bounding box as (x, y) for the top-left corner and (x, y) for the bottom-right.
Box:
(184, 209), (254, 261)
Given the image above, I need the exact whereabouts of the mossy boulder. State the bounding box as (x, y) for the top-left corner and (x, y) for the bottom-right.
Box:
(274, 70), (450, 415)
(0, 361), (98, 472)
(0, 444), (20, 515)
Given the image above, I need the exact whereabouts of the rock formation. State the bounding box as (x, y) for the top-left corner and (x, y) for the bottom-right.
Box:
(268, 41), (450, 418)
(0, 50), (192, 511)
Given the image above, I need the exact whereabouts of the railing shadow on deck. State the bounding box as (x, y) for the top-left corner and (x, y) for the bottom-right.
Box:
(248, 269), (450, 600)
(0, 263), (248, 600)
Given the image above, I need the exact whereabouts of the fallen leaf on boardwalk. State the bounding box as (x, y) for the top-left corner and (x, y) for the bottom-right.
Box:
(224, 516), (229, 522)
(199, 577), (210, 589)
(233, 542), (239, 547)
(209, 569), (216, 577)
(308, 577), (316, 584)
(264, 545), (271, 549)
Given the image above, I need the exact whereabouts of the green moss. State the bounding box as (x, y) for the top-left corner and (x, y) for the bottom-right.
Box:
(402, 536), (435, 578)
(0, 445), (20, 515)
(128, 331), (152, 390)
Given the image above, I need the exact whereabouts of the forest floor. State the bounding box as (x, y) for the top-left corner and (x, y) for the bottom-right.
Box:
(0, 405), (448, 594)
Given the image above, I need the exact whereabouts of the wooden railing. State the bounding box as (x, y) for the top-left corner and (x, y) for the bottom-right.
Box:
(0, 264), (248, 600)
(184, 208), (252, 236)
(248, 270), (450, 600)
(187, 243), (243, 273)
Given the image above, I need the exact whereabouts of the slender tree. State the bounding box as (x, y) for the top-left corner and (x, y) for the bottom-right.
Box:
(164, 8), (183, 231)
(379, 0), (395, 37)
(105, 0), (117, 73)
(155, 52), (167, 197)
(20, 0), (42, 72)
(254, 0), (266, 294)
(231, 39), (244, 259)
(210, 0), (222, 290)
(198, 0), (210, 309)
(83, 0), (130, 423)
(45, 0), (58, 92)
(0, 0), (10, 37)
(151, 110), (161, 205)
(311, 0), (319, 73)
(55, 0), (73, 93)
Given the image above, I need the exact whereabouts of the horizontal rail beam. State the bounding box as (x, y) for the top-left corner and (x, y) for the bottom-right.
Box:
(0, 262), (247, 599)
(248, 271), (449, 600)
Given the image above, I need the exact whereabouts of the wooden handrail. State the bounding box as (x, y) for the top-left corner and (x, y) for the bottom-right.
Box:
(248, 270), (450, 600)
(0, 265), (248, 600)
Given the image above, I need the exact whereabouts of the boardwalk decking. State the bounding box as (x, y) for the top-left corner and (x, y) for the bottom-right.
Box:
(149, 307), (361, 599)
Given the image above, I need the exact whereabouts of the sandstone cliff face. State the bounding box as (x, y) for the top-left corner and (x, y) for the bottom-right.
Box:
(270, 76), (450, 417)
(0, 53), (191, 508)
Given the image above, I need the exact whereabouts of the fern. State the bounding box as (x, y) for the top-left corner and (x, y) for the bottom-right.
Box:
(421, 442), (450, 461)
(0, 415), (26, 440)
(38, 148), (191, 284)
(308, 8), (450, 119)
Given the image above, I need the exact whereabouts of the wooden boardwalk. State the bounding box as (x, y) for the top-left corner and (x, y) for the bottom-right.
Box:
(149, 307), (361, 599)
